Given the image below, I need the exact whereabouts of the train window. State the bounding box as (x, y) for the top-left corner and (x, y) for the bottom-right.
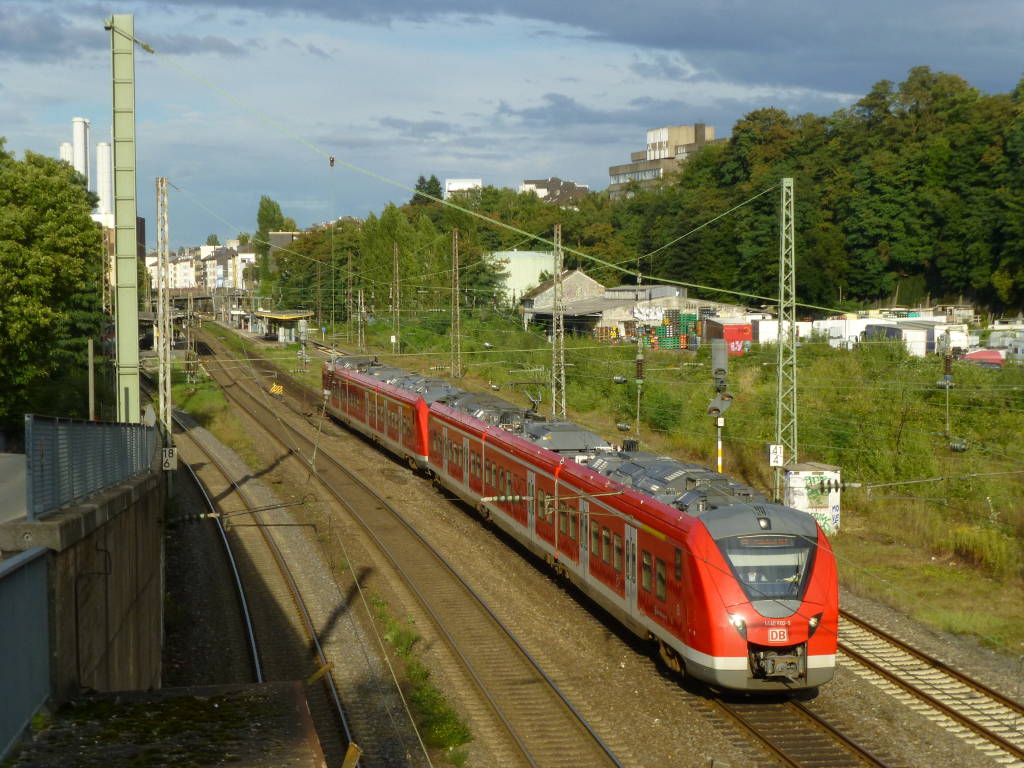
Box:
(569, 508), (578, 541)
(602, 528), (611, 563)
(614, 534), (623, 572)
(675, 549), (682, 580)
(559, 505), (568, 534)
(591, 521), (600, 555)
(641, 551), (652, 592)
(547, 497), (555, 524)
(656, 558), (667, 601)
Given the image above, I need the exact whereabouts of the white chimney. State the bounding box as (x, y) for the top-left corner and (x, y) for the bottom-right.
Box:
(71, 117), (91, 189)
(96, 142), (113, 216)
(59, 142), (73, 164)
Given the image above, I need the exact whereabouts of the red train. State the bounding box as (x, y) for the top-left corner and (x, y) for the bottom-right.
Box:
(322, 357), (838, 691)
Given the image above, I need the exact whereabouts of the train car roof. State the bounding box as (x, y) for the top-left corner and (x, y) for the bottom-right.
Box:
(557, 458), (695, 542)
(520, 421), (611, 453)
(588, 451), (766, 512)
(329, 356), (378, 371)
(336, 367), (422, 405)
(695, 502), (820, 540)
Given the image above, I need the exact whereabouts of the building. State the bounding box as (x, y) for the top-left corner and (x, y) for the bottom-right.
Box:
(444, 178), (482, 199)
(518, 177), (589, 206)
(522, 270), (743, 335)
(487, 250), (554, 305)
(608, 123), (723, 198)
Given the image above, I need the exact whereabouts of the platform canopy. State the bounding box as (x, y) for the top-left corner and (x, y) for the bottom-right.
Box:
(252, 310), (314, 321)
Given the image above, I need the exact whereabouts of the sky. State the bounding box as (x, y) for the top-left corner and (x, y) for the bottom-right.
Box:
(1, 1), (1021, 249)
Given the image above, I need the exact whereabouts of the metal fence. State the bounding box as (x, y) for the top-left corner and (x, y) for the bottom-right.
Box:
(24, 415), (158, 521)
(0, 547), (50, 759)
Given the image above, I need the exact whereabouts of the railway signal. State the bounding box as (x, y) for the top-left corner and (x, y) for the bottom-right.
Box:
(707, 339), (732, 473)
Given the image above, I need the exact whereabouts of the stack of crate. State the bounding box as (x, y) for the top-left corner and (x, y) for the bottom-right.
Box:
(680, 312), (697, 350)
(656, 323), (680, 349)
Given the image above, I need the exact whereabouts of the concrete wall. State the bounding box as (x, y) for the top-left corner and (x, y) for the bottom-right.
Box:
(0, 469), (164, 705)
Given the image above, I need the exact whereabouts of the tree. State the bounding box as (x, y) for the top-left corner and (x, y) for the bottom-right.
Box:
(237, 232), (251, 245)
(254, 195), (288, 288)
(409, 174), (443, 205)
(0, 139), (104, 425)
(206, 233), (220, 246)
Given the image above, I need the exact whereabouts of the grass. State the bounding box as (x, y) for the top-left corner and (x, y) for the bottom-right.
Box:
(368, 594), (473, 759)
(170, 357), (263, 467)
(206, 313), (1024, 655)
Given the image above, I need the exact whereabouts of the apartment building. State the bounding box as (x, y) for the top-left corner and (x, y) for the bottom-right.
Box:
(608, 123), (723, 198)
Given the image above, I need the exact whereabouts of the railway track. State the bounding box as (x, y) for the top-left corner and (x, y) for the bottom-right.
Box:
(176, 454), (263, 683)
(200, 332), (625, 768)
(838, 609), (1024, 765)
(171, 417), (354, 765)
(210, 328), (1024, 767)
(713, 696), (895, 768)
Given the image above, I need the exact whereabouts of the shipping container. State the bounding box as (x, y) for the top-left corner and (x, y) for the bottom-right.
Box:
(704, 318), (753, 355)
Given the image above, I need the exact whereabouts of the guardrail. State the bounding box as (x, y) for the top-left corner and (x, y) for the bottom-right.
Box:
(24, 414), (158, 521)
(0, 547), (49, 759)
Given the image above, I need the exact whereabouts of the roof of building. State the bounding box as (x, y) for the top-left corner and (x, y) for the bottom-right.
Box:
(253, 310), (314, 321)
(520, 269), (602, 301)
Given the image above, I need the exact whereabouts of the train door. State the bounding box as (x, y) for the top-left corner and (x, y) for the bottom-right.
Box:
(463, 436), (470, 487)
(625, 524), (638, 614)
(527, 471), (536, 541)
(441, 425), (449, 476)
(579, 499), (590, 570)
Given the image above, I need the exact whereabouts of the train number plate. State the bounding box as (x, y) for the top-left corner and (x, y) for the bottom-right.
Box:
(768, 628), (789, 643)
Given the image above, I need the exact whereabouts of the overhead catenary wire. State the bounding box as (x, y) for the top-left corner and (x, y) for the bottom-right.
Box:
(121, 26), (853, 315)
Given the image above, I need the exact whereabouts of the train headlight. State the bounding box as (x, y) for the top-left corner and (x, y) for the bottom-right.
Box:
(808, 613), (822, 638)
(728, 614), (747, 639)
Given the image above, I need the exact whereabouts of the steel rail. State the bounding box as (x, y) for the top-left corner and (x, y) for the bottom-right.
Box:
(172, 410), (355, 753)
(715, 697), (895, 768)
(837, 634), (1024, 761)
(141, 372), (265, 683)
(840, 609), (1024, 715)
(178, 451), (264, 683)
(201, 334), (624, 768)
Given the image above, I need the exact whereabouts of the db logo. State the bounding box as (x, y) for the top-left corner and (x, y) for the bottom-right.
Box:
(769, 628), (788, 643)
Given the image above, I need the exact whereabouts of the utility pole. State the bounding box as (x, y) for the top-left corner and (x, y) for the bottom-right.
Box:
(356, 288), (365, 353)
(346, 251), (353, 345)
(186, 293), (196, 384)
(315, 255), (322, 328)
(774, 177), (798, 501)
(108, 14), (140, 423)
(392, 241), (400, 354)
(156, 177), (172, 442)
(451, 228), (461, 378)
(551, 224), (567, 419)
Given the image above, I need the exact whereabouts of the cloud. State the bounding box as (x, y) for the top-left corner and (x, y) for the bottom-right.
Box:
(379, 116), (457, 137)
(0, 8), (105, 62)
(629, 53), (702, 83)
(0, 6), (251, 62)
(145, 0), (1023, 93)
(306, 43), (330, 58)
(147, 32), (249, 56)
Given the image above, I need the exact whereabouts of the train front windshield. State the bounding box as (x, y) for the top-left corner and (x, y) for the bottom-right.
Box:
(718, 534), (816, 602)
